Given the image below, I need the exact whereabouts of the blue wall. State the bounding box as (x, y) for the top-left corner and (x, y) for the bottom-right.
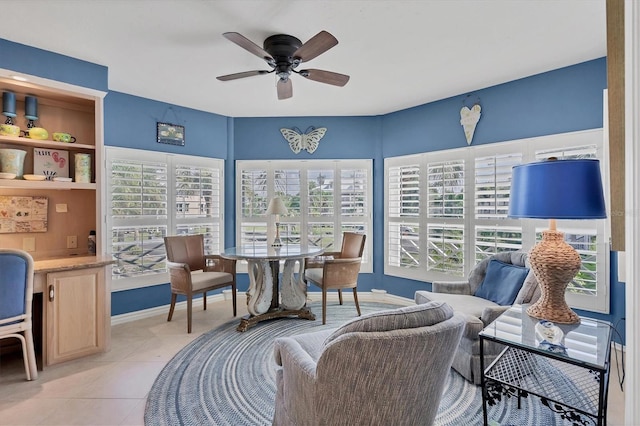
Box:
(103, 92), (230, 315)
(0, 38), (624, 340)
(0, 38), (108, 92)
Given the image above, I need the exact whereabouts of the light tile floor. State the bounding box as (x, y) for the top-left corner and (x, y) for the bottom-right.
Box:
(0, 298), (627, 425)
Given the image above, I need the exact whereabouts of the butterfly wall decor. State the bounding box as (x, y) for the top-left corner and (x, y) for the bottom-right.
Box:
(280, 126), (327, 154)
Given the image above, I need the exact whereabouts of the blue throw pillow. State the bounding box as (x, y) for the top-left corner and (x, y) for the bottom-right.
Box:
(474, 259), (530, 306)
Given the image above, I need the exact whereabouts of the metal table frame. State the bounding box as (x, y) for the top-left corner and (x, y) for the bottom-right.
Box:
(479, 304), (612, 426)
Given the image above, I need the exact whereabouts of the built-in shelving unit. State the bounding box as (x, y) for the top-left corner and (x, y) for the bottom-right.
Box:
(0, 68), (110, 367)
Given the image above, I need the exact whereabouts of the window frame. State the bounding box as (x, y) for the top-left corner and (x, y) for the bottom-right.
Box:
(236, 159), (373, 273)
(105, 147), (225, 291)
(384, 128), (610, 313)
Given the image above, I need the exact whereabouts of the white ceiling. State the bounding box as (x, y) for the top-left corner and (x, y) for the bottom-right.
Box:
(0, 0), (606, 117)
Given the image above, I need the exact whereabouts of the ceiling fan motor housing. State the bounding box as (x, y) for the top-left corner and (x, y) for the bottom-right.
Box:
(264, 34), (303, 79)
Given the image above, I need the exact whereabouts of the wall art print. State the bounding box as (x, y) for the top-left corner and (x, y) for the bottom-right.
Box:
(0, 196), (48, 233)
(157, 122), (185, 146)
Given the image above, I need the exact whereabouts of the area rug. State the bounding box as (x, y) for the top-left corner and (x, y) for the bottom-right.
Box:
(145, 302), (569, 425)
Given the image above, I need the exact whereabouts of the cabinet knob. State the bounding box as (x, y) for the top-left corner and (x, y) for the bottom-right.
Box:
(48, 285), (55, 302)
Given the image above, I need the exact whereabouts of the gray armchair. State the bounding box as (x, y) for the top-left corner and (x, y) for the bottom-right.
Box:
(415, 251), (540, 384)
(273, 301), (465, 426)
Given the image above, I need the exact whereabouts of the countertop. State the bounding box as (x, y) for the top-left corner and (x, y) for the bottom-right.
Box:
(34, 255), (115, 274)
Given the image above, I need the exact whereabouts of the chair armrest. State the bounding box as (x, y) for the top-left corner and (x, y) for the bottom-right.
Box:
(274, 337), (318, 423)
(166, 260), (192, 293)
(481, 305), (510, 326)
(321, 258), (362, 288)
(432, 280), (472, 295)
(304, 251), (340, 269)
(204, 254), (236, 275)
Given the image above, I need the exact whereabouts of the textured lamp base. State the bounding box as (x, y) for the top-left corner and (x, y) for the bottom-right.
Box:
(527, 230), (581, 324)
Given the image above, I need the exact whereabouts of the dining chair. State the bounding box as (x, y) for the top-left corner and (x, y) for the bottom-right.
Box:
(304, 232), (366, 324)
(164, 235), (237, 333)
(0, 248), (38, 380)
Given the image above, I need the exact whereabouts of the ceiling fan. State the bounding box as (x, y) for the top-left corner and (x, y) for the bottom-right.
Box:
(217, 30), (350, 100)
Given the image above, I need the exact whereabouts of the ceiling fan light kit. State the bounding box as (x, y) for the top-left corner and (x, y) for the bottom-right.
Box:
(217, 30), (349, 100)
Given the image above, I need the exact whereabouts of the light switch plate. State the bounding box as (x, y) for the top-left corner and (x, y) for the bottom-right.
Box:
(66, 235), (77, 249)
(56, 203), (68, 213)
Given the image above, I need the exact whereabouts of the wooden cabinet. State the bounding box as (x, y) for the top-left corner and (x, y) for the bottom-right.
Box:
(44, 266), (109, 365)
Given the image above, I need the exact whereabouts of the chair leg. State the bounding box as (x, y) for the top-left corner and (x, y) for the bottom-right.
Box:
(14, 334), (30, 381)
(322, 288), (327, 325)
(24, 329), (38, 380)
(203, 292), (207, 311)
(338, 289), (343, 305)
(167, 293), (177, 322)
(231, 284), (237, 317)
(353, 288), (361, 316)
(187, 295), (193, 334)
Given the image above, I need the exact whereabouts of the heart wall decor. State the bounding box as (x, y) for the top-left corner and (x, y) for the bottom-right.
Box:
(460, 104), (481, 145)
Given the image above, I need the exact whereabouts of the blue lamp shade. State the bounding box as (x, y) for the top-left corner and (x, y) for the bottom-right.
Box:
(509, 159), (607, 219)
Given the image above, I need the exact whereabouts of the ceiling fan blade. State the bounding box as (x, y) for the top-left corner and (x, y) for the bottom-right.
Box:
(217, 70), (270, 81)
(292, 30), (338, 62)
(277, 78), (293, 100)
(223, 32), (275, 65)
(299, 69), (350, 87)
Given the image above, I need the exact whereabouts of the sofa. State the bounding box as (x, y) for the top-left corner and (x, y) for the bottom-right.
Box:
(415, 251), (540, 384)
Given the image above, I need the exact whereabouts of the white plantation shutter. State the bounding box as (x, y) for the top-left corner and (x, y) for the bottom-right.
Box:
(175, 163), (222, 255)
(106, 148), (224, 290)
(427, 223), (465, 275)
(341, 168), (367, 217)
(475, 153), (522, 219)
(426, 160), (464, 218)
(385, 129), (609, 313)
(110, 159), (168, 219)
(426, 159), (465, 276)
(236, 160), (373, 271)
(308, 169), (334, 217)
(475, 226), (523, 263)
(474, 152), (523, 263)
(387, 163), (421, 269)
(109, 158), (168, 281)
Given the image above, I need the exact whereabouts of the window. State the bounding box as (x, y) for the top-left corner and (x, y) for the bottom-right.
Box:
(236, 160), (372, 272)
(385, 129), (609, 313)
(106, 147), (224, 290)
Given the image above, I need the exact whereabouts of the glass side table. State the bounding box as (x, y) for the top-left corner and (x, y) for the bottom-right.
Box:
(479, 304), (612, 426)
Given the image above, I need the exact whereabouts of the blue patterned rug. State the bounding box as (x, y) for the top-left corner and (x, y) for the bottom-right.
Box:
(145, 302), (570, 425)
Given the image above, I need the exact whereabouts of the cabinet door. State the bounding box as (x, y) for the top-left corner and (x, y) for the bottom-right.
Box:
(46, 267), (106, 365)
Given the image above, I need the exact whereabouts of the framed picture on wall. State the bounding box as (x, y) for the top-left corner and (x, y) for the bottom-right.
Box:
(157, 122), (185, 146)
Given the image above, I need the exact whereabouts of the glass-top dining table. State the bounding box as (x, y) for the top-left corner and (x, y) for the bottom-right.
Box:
(221, 244), (324, 332)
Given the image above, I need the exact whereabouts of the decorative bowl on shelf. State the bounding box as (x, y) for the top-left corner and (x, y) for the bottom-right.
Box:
(20, 127), (49, 140)
(0, 172), (16, 179)
(22, 174), (47, 181)
(0, 124), (20, 137)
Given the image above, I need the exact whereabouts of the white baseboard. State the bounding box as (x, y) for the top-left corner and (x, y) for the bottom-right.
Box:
(110, 289), (413, 326)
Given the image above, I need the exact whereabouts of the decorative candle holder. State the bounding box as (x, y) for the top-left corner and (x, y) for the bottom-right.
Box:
(25, 96), (38, 129)
(2, 91), (16, 125)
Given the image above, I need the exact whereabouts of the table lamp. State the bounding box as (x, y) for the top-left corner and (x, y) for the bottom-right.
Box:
(266, 197), (288, 247)
(508, 158), (606, 324)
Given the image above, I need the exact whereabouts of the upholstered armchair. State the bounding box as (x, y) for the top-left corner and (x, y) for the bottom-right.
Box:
(415, 251), (540, 385)
(304, 232), (366, 324)
(273, 301), (465, 426)
(164, 235), (237, 333)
